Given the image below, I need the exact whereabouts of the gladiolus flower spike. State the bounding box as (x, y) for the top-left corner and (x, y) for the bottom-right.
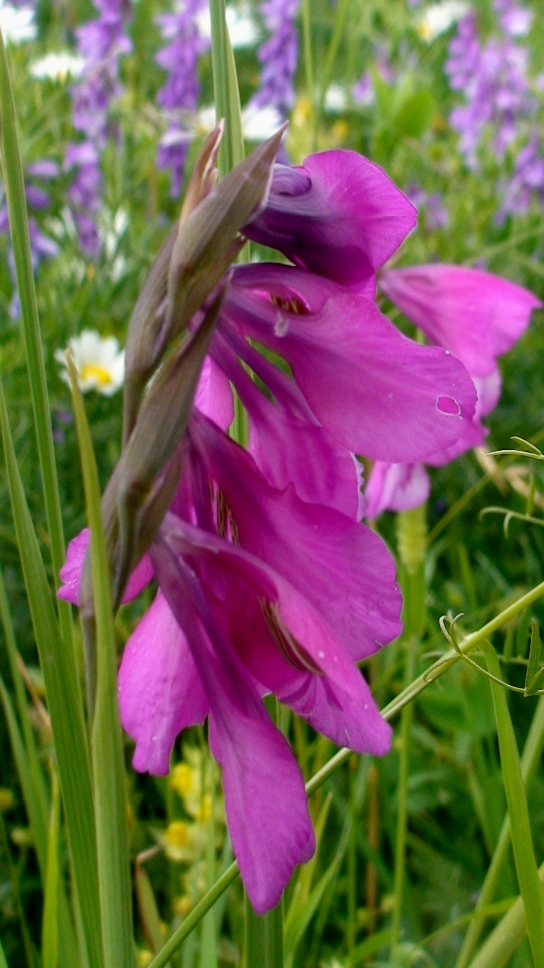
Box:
(60, 130), (479, 912)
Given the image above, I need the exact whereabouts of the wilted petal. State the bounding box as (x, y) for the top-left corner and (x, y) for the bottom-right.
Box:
(225, 265), (477, 462)
(244, 151), (417, 287)
(118, 591), (208, 774)
(365, 462), (431, 518)
(58, 527), (153, 604)
(379, 265), (541, 376)
(151, 535), (315, 913)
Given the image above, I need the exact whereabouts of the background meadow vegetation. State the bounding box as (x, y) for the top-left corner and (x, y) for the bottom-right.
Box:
(1, 0), (544, 965)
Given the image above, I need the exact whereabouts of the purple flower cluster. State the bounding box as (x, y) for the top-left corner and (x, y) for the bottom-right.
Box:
(66, 0), (131, 256)
(0, 161), (59, 317)
(445, 0), (544, 218)
(250, 0), (300, 116)
(155, 0), (209, 198)
(61, 141), (483, 912)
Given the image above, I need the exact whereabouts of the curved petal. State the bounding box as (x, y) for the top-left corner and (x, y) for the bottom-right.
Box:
(118, 592), (208, 774)
(379, 265), (540, 377)
(151, 536), (315, 913)
(225, 265), (477, 462)
(58, 527), (154, 604)
(191, 415), (402, 658)
(243, 151), (417, 286)
(365, 462), (431, 518)
(211, 329), (361, 517)
(194, 355), (234, 430)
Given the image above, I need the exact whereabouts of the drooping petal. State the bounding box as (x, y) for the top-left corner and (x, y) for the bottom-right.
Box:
(212, 329), (361, 517)
(365, 462), (431, 518)
(225, 264), (477, 462)
(191, 414), (402, 658)
(243, 151), (417, 287)
(58, 527), (154, 604)
(118, 591), (208, 775)
(379, 264), (541, 377)
(151, 534), (315, 914)
(163, 513), (392, 754)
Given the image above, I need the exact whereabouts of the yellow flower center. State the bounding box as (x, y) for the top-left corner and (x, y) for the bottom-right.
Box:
(80, 363), (113, 387)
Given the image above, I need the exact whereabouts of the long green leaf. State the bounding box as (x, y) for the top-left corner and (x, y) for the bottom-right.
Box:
(67, 357), (134, 968)
(42, 771), (61, 968)
(0, 386), (103, 968)
(0, 17), (77, 660)
(467, 861), (544, 968)
(484, 643), (544, 967)
(209, 0), (244, 178)
(0, 937), (9, 968)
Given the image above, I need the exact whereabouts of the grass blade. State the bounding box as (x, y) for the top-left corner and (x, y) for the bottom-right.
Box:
(484, 643), (544, 967)
(0, 385), (103, 968)
(42, 770), (61, 968)
(67, 356), (134, 968)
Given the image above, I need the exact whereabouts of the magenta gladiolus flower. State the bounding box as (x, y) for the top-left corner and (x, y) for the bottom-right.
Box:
(60, 409), (402, 912)
(60, 142), (487, 911)
(366, 263), (541, 516)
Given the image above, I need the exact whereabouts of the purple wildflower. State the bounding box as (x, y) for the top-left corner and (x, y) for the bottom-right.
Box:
(445, 0), (544, 218)
(65, 0), (131, 256)
(250, 0), (300, 117)
(155, 0), (209, 198)
(0, 161), (59, 317)
(60, 146), (481, 912)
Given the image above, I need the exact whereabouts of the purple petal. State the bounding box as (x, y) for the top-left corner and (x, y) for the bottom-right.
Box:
(194, 356), (234, 431)
(379, 265), (541, 377)
(365, 462), (431, 518)
(151, 535), (315, 913)
(118, 591), (208, 774)
(244, 151), (417, 287)
(226, 265), (477, 462)
(58, 528), (153, 604)
(212, 329), (361, 517)
(191, 415), (402, 657)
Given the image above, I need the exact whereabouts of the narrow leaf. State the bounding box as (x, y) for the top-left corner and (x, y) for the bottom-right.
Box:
(484, 643), (544, 968)
(42, 770), (61, 968)
(0, 385), (103, 968)
(67, 357), (134, 968)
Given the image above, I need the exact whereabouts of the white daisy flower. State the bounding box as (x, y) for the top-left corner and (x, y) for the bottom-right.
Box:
(55, 330), (125, 396)
(416, 1), (469, 42)
(0, 1), (36, 44)
(30, 52), (85, 81)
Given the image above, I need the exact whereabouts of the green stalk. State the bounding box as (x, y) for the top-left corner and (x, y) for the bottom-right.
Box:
(0, 386), (102, 968)
(42, 770), (61, 968)
(316, 0), (352, 128)
(390, 507), (427, 953)
(456, 694), (544, 968)
(68, 358), (134, 968)
(209, 0), (248, 448)
(466, 861), (544, 968)
(0, 20), (77, 663)
(300, 0), (315, 147)
(482, 644), (544, 967)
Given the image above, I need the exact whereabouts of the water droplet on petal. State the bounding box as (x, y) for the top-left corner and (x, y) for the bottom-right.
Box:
(436, 395), (461, 416)
(274, 314), (289, 337)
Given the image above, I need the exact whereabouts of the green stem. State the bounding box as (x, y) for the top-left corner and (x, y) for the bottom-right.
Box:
(482, 644), (544, 968)
(455, 693), (544, 968)
(466, 861), (544, 968)
(209, 0), (244, 178)
(68, 361), (134, 968)
(300, 0), (316, 148)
